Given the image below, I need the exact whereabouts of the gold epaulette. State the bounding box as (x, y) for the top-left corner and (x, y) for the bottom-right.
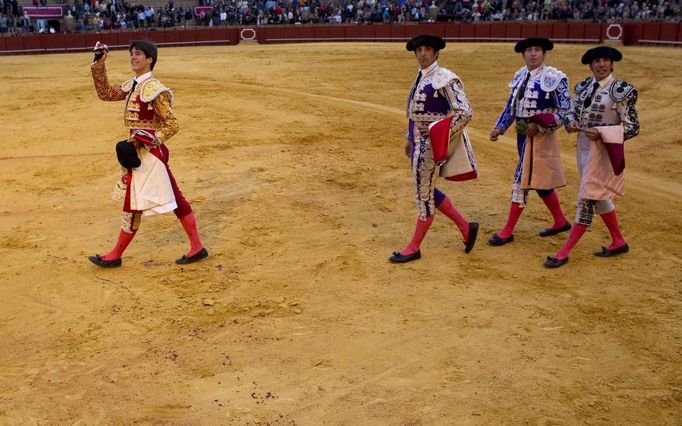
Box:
(139, 78), (172, 103)
(121, 78), (135, 93)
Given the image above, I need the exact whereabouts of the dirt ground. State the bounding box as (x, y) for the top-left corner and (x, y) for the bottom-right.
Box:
(0, 42), (680, 425)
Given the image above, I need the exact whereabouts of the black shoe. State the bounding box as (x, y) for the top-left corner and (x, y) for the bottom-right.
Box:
(88, 255), (122, 268)
(464, 222), (479, 254)
(176, 247), (209, 265)
(538, 222), (572, 237)
(544, 256), (568, 268)
(488, 233), (514, 246)
(594, 243), (629, 257)
(389, 250), (421, 263)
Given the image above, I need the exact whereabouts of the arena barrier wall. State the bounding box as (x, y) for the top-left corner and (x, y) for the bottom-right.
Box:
(1, 22), (680, 55)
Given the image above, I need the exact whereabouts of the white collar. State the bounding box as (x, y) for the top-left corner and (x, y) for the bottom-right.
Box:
(527, 64), (543, 77)
(596, 74), (613, 87)
(420, 61), (439, 77)
(134, 71), (153, 83)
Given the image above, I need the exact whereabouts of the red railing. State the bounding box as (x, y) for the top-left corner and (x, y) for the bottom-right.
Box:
(1, 22), (679, 54)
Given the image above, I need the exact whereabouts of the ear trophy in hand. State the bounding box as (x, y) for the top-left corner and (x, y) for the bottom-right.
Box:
(93, 41), (109, 62)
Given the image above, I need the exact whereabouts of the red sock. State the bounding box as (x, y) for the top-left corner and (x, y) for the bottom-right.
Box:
(600, 209), (626, 249)
(541, 191), (569, 229)
(102, 230), (137, 261)
(437, 196), (469, 240)
(554, 223), (586, 260)
(179, 212), (204, 256)
(498, 202), (524, 238)
(400, 215), (434, 255)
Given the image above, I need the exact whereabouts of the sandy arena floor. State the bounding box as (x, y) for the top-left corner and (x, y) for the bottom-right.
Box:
(0, 42), (680, 424)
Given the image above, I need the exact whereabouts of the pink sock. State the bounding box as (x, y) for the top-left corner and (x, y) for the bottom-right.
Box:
(102, 230), (137, 261)
(498, 202), (524, 238)
(600, 210), (626, 249)
(554, 223), (586, 260)
(400, 215), (434, 255)
(541, 191), (569, 229)
(179, 212), (204, 256)
(437, 196), (469, 240)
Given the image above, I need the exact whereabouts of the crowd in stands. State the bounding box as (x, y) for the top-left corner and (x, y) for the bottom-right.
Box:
(0, 0), (679, 34)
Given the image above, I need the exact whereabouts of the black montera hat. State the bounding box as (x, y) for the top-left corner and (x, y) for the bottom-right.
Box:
(406, 34), (446, 52)
(514, 37), (554, 53)
(581, 46), (623, 64)
(116, 140), (141, 169)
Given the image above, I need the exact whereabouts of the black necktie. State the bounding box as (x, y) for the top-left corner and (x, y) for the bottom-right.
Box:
(583, 81), (600, 108)
(517, 71), (530, 100)
(131, 79), (138, 93)
(409, 71), (422, 100)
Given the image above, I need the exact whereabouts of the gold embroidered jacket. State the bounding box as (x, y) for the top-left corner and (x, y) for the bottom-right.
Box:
(91, 61), (179, 143)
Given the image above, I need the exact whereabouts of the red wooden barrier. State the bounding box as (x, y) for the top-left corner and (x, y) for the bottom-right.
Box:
(344, 25), (360, 41)
(641, 22), (661, 43)
(374, 25), (391, 40)
(180, 28), (197, 44)
(390, 24), (406, 40)
(583, 23), (602, 42)
(659, 23), (678, 42)
(567, 22), (585, 41)
(313, 25), (330, 40)
(3, 22), (682, 54)
(299, 26), (315, 40)
(459, 24), (475, 40)
(42, 34), (67, 52)
(505, 22), (524, 40)
(148, 31), (166, 45)
(552, 22), (569, 41)
(23, 35), (42, 51)
(536, 22), (553, 38)
(442, 23), (457, 40)
(490, 23), (505, 40)
(474, 23), (491, 39)
(359, 25), (375, 40)
(329, 25), (345, 40)
(4, 36), (24, 52)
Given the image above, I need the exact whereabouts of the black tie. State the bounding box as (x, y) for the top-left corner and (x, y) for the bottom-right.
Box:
(409, 71), (422, 100)
(517, 71), (530, 100)
(131, 79), (138, 93)
(583, 81), (600, 108)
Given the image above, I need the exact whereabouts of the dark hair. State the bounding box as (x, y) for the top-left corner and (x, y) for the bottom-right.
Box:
(129, 40), (158, 70)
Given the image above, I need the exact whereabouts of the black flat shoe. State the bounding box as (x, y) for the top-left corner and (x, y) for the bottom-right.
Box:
(544, 256), (568, 268)
(488, 233), (514, 246)
(594, 243), (629, 257)
(88, 255), (122, 268)
(464, 222), (479, 254)
(176, 247), (209, 265)
(389, 250), (421, 263)
(539, 222), (572, 237)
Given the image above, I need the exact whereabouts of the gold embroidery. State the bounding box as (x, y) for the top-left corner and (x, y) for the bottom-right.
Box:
(91, 61), (127, 102)
(152, 91), (179, 142)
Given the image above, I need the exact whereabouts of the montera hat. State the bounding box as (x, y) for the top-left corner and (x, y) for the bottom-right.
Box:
(581, 46), (623, 64)
(514, 37), (554, 53)
(116, 140), (141, 169)
(406, 34), (446, 52)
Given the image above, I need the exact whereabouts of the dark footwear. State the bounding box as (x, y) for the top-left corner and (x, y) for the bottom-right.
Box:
(176, 247), (209, 265)
(538, 221), (572, 237)
(88, 255), (122, 268)
(389, 250), (421, 263)
(544, 256), (568, 268)
(464, 222), (479, 254)
(594, 243), (629, 257)
(488, 233), (514, 246)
